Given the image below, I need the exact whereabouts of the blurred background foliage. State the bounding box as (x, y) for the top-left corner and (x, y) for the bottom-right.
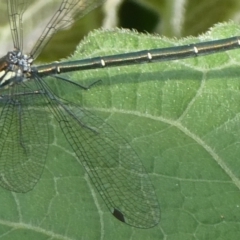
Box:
(1, 0), (240, 62)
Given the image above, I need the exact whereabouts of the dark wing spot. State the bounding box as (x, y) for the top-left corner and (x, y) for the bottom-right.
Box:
(113, 208), (125, 223)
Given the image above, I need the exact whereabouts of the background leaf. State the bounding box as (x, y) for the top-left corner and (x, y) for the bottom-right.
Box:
(2, 0), (240, 61)
(1, 22), (240, 239)
(124, 0), (240, 37)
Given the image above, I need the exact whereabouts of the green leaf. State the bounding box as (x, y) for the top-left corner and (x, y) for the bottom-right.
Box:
(1, 22), (240, 239)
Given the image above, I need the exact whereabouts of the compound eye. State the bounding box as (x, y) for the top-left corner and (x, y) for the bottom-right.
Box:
(0, 55), (8, 71)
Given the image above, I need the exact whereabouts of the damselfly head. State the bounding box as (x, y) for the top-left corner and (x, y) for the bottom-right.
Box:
(0, 50), (33, 89)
